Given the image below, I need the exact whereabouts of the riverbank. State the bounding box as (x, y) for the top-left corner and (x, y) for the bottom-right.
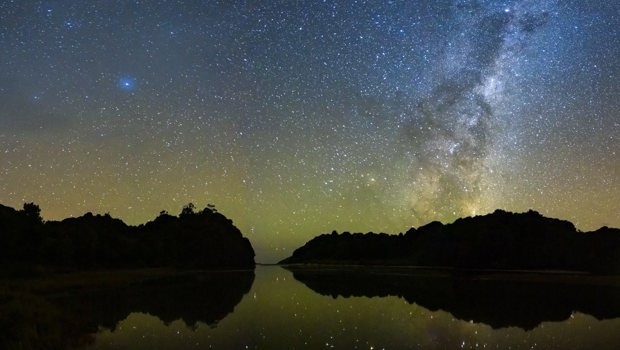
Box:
(0, 268), (177, 296)
(281, 263), (620, 286)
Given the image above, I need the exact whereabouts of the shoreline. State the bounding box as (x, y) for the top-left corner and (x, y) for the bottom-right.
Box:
(1, 267), (256, 295)
(280, 263), (620, 286)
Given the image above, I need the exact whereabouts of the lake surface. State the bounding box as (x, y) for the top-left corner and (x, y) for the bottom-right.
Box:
(12, 266), (620, 349)
(78, 266), (620, 349)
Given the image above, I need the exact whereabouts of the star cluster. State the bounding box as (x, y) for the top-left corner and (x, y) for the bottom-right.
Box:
(1, 0), (618, 262)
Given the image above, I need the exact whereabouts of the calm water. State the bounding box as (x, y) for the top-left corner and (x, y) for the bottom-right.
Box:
(76, 266), (620, 349)
(8, 266), (620, 349)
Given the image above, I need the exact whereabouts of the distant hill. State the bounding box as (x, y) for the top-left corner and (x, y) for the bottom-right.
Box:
(280, 210), (620, 274)
(0, 203), (255, 272)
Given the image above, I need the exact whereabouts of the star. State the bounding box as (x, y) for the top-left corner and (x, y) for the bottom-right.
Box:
(117, 76), (136, 92)
(0, 0), (617, 263)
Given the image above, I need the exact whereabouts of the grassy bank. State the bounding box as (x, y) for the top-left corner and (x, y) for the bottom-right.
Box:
(0, 268), (177, 295)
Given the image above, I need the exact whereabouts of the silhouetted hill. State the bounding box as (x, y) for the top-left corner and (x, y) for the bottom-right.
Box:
(0, 203), (255, 271)
(280, 210), (620, 274)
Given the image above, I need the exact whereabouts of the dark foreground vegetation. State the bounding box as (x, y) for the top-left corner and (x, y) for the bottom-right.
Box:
(281, 210), (620, 274)
(0, 202), (255, 273)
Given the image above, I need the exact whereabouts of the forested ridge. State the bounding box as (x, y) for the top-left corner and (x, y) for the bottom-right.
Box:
(0, 202), (255, 273)
(281, 210), (620, 274)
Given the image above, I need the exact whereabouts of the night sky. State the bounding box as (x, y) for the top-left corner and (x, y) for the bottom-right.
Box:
(1, 0), (618, 262)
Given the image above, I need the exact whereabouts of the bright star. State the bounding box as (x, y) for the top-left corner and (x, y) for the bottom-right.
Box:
(118, 76), (136, 91)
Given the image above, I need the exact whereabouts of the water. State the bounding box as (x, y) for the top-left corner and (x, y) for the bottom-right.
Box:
(84, 266), (620, 349)
(7, 266), (620, 349)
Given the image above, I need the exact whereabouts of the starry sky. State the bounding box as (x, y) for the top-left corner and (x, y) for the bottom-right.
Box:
(1, 0), (618, 262)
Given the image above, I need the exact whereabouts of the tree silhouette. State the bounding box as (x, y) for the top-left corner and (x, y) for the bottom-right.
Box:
(180, 203), (195, 217)
(0, 202), (255, 272)
(22, 202), (42, 223)
(281, 210), (620, 273)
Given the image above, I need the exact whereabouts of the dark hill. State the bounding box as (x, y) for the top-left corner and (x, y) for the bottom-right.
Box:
(280, 210), (620, 274)
(0, 203), (255, 272)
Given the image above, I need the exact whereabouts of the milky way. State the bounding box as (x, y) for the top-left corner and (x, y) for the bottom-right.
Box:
(1, 0), (618, 261)
(399, 0), (556, 220)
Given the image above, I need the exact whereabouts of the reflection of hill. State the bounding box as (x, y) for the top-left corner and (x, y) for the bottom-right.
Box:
(53, 270), (255, 329)
(287, 266), (620, 330)
(1, 271), (254, 349)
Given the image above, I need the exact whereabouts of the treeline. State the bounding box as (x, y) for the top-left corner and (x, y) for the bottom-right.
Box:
(280, 210), (620, 274)
(0, 203), (255, 272)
